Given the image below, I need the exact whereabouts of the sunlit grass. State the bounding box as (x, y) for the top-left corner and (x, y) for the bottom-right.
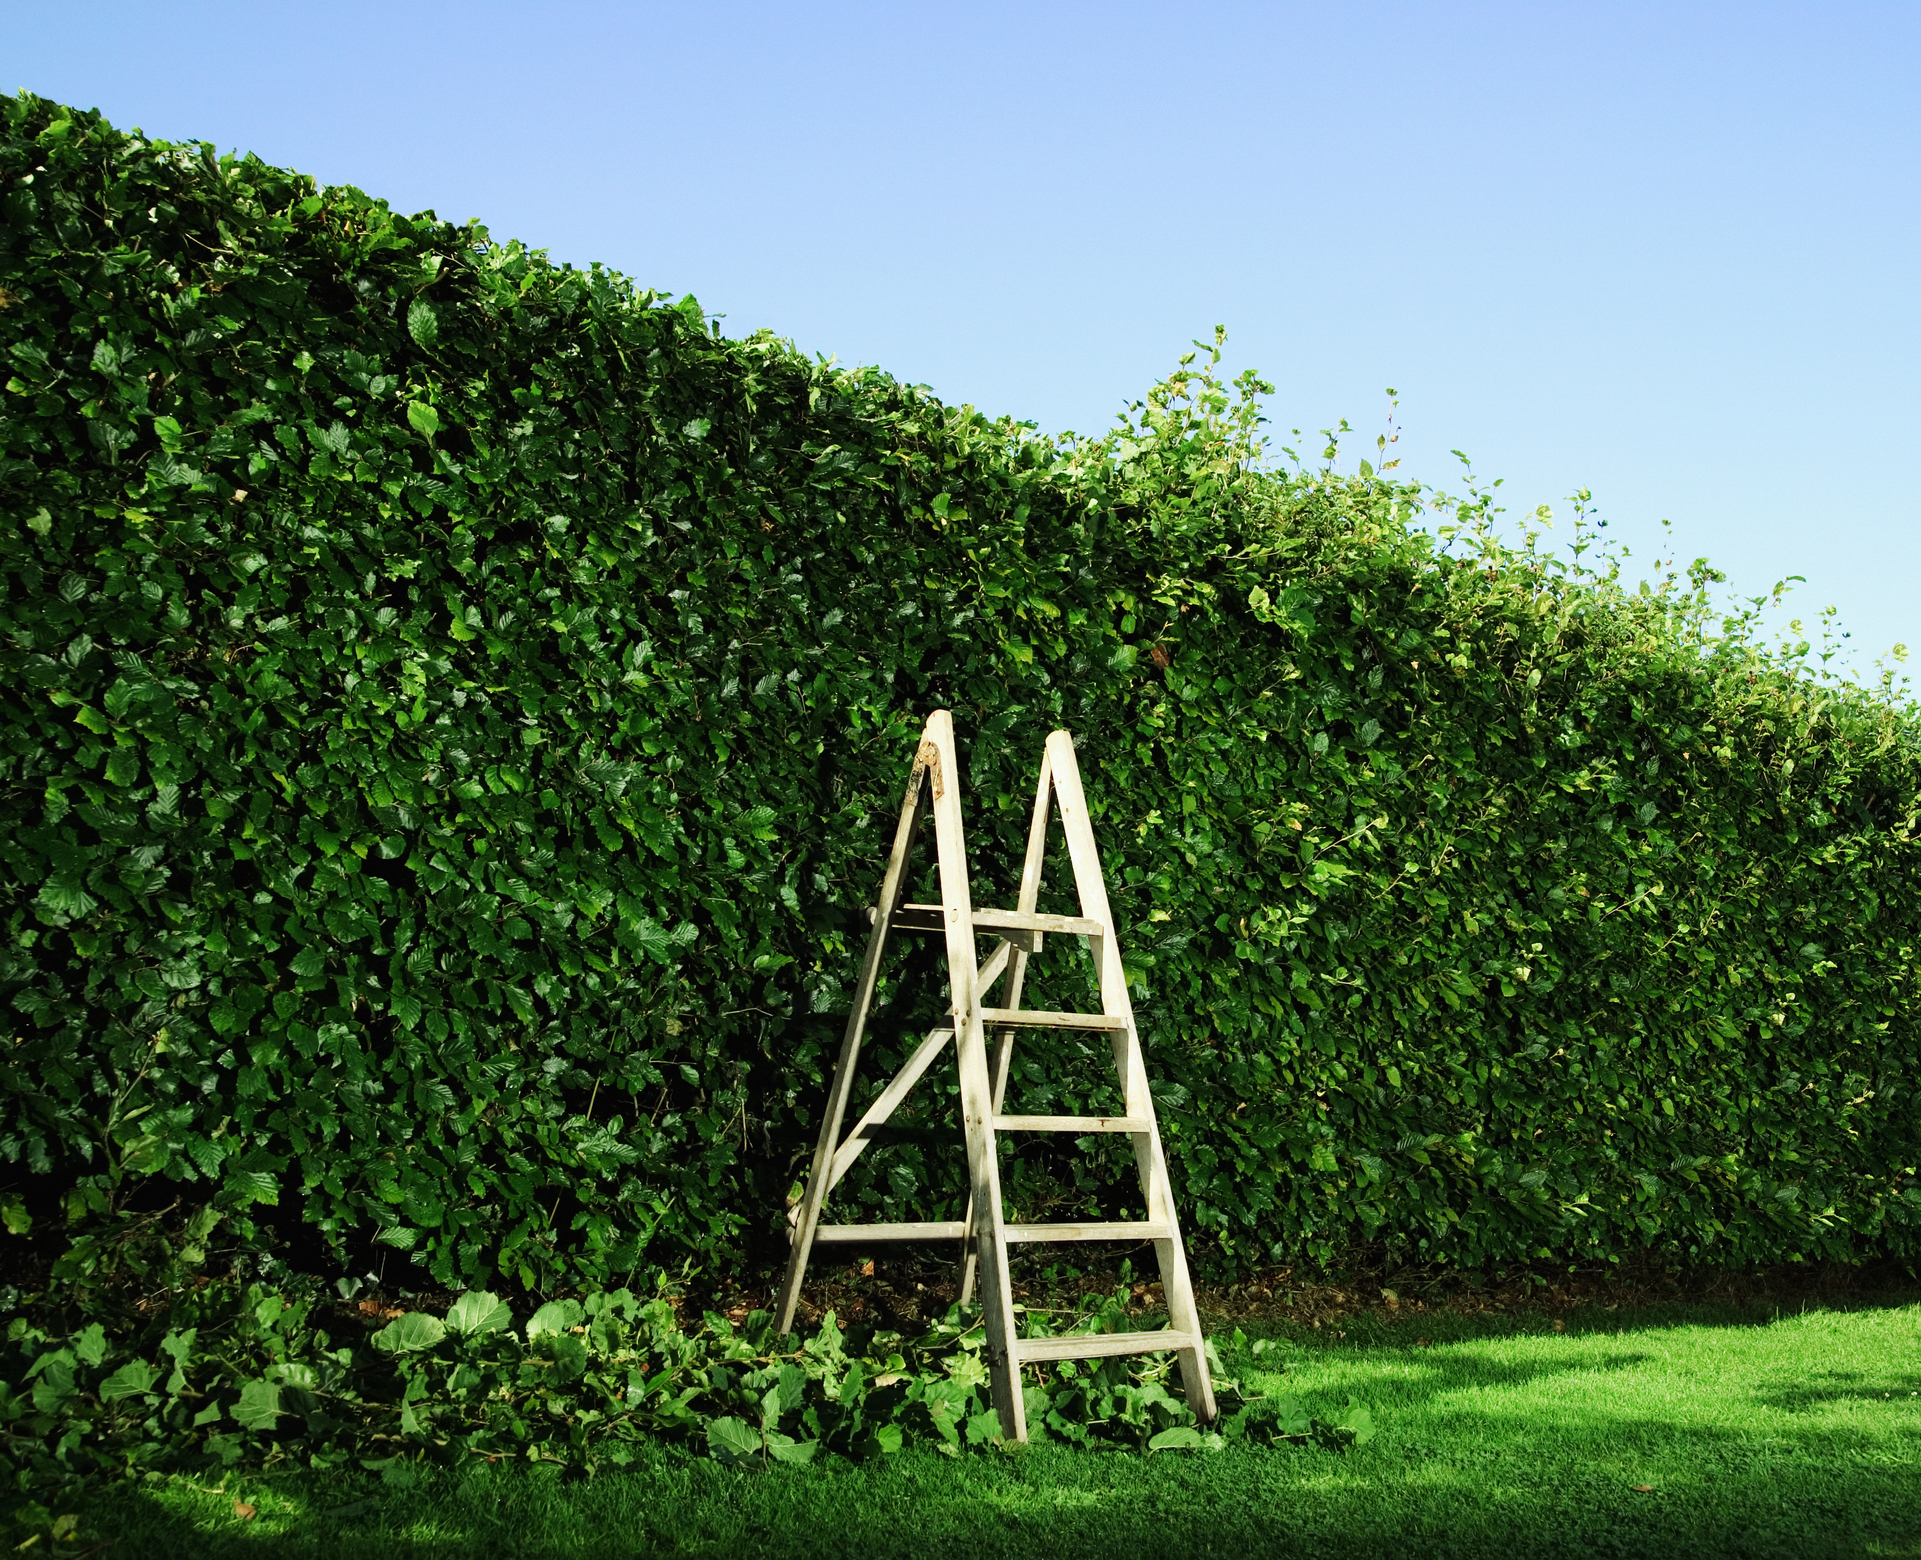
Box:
(88, 1300), (1920, 1559)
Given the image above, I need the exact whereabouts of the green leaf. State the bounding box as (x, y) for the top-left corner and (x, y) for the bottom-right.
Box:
(706, 1415), (761, 1467)
(446, 1291), (513, 1338)
(1333, 1398), (1375, 1445)
(544, 1332), (587, 1386)
(372, 1313), (448, 1355)
(100, 1359), (160, 1401)
(964, 1407), (1003, 1446)
(1148, 1425), (1204, 1451)
(73, 1324), (107, 1368)
(407, 300), (439, 350)
(232, 1379), (281, 1430)
(36, 873), (97, 920)
(765, 1431), (818, 1465)
(527, 1298), (584, 1338)
(407, 401), (441, 439)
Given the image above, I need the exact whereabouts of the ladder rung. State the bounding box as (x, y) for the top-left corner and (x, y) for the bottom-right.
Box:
(994, 1114), (1150, 1134)
(808, 1217), (1173, 1246)
(886, 904), (1105, 938)
(1004, 1220), (1173, 1243)
(1015, 1329), (1198, 1364)
(810, 1221), (966, 1243)
(979, 1007), (1128, 1032)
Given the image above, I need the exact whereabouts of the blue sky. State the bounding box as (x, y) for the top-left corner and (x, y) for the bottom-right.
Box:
(16, 2), (1918, 683)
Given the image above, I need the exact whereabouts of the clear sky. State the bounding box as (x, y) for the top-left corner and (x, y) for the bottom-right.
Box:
(15, 2), (1918, 683)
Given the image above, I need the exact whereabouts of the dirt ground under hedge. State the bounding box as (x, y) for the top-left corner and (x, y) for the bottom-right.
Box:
(694, 1249), (1921, 1341)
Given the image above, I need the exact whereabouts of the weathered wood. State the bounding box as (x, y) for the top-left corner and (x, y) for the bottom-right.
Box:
(924, 711), (1026, 1444)
(1046, 730), (1217, 1424)
(976, 1006), (1128, 1032)
(959, 744), (1055, 1308)
(820, 1027), (954, 1193)
(992, 1114), (1151, 1134)
(771, 716), (1216, 1439)
(1004, 1220), (1174, 1242)
(1013, 1329), (1197, 1364)
(811, 1221), (968, 1243)
(897, 904), (1100, 938)
(773, 723), (932, 1337)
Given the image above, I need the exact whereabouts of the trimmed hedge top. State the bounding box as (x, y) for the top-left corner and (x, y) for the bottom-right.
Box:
(3, 91), (1918, 1293)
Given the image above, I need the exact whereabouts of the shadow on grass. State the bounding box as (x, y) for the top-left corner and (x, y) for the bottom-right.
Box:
(90, 1413), (1921, 1560)
(68, 1301), (1921, 1560)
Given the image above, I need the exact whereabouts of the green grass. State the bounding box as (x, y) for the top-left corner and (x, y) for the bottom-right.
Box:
(78, 1300), (1920, 1559)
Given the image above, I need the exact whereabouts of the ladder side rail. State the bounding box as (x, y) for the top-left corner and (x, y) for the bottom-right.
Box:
(925, 711), (1026, 1443)
(1045, 729), (1217, 1423)
(774, 724), (933, 1336)
(997, 738), (1054, 1106)
(961, 742), (1055, 1306)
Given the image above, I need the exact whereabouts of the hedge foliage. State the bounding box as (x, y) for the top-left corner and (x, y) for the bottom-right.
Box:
(5, 1258), (1335, 1525)
(4, 91), (1919, 1292)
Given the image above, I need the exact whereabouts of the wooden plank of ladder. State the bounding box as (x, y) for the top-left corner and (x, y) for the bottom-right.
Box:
(772, 715), (1215, 1440)
(924, 710), (1027, 1443)
(812, 1219), (1173, 1245)
(958, 735), (1056, 1309)
(773, 720), (932, 1336)
(1045, 729), (1217, 1424)
(1015, 1330), (1197, 1364)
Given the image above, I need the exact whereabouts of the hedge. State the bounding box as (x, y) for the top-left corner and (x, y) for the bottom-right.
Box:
(3, 91), (1918, 1293)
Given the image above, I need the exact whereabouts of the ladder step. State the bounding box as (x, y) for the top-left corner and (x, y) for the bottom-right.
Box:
(806, 1218), (1174, 1246)
(1014, 1329), (1198, 1364)
(1005, 1220), (1173, 1243)
(811, 1221), (966, 1243)
(994, 1114), (1151, 1134)
(979, 1007), (1128, 1032)
(886, 904), (1105, 938)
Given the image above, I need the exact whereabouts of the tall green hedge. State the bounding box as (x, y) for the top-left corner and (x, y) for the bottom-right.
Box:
(4, 92), (1918, 1292)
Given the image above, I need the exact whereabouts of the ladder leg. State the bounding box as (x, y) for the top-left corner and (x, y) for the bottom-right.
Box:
(775, 738), (930, 1336)
(960, 743), (1052, 1307)
(925, 711), (1027, 1442)
(1048, 730), (1217, 1421)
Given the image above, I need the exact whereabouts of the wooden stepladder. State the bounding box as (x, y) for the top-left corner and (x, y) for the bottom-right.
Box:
(774, 710), (1214, 1441)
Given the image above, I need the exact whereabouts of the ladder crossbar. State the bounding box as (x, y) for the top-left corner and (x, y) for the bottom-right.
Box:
(772, 713), (1216, 1441)
(811, 1221), (967, 1243)
(993, 1114), (1150, 1134)
(807, 1219), (1174, 1246)
(891, 904), (1104, 938)
(1006, 1219), (1173, 1243)
(1014, 1330), (1197, 1364)
(977, 1007), (1128, 1032)
(819, 1027), (955, 1195)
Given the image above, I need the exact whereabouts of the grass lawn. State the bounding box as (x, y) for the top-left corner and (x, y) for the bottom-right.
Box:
(82, 1297), (1918, 1559)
